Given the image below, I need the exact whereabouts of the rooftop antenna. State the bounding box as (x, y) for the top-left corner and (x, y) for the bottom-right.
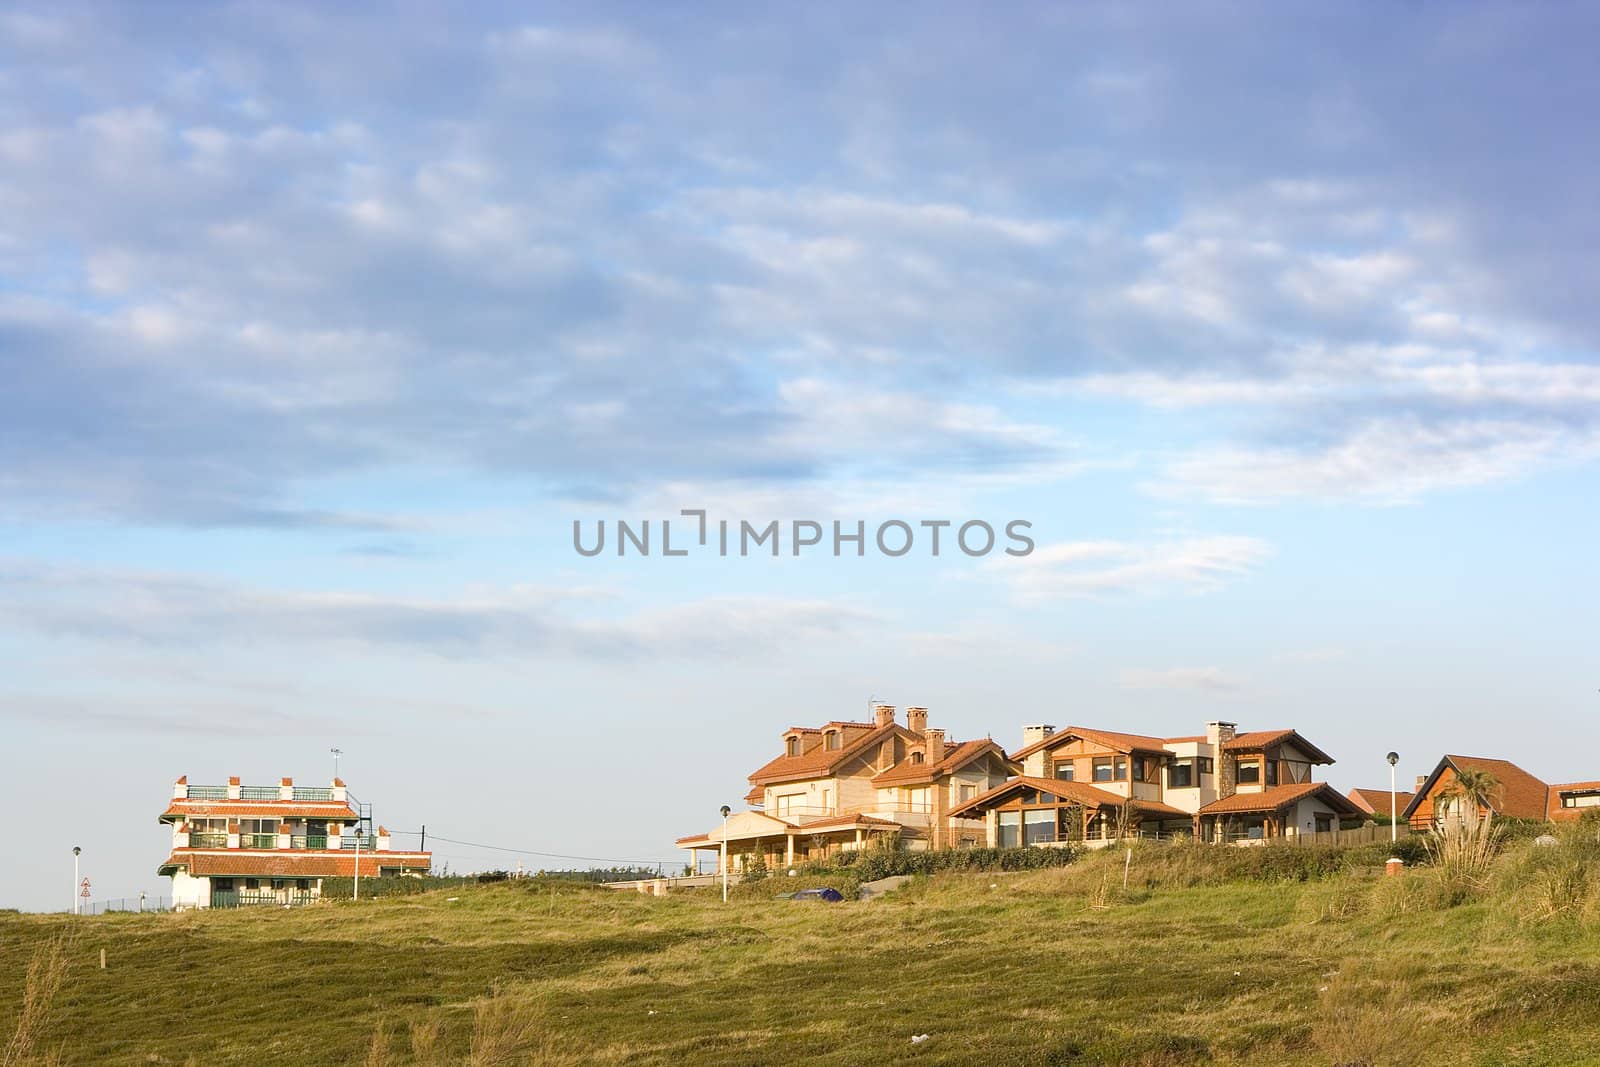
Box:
(867, 695), (881, 719)
(330, 747), (343, 780)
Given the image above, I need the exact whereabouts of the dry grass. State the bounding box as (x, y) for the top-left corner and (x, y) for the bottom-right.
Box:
(6, 842), (1600, 1064)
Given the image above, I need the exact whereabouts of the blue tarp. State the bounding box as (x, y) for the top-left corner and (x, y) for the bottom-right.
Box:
(791, 887), (845, 902)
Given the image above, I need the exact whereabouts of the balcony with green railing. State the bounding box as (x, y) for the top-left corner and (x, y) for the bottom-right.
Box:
(187, 786), (229, 800)
(188, 832), (228, 848)
(292, 786), (334, 801)
(291, 834), (329, 850)
(241, 833), (279, 849)
(238, 785), (282, 801)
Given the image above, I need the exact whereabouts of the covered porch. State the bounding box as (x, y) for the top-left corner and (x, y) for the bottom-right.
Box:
(949, 777), (1194, 848)
(1197, 783), (1366, 844)
(676, 810), (902, 874)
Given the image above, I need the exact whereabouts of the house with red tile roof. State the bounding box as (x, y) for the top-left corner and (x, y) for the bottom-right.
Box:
(1400, 755), (1554, 831)
(1549, 781), (1600, 821)
(677, 705), (1015, 873)
(1347, 787), (1416, 823)
(952, 720), (1361, 845)
(157, 775), (430, 908)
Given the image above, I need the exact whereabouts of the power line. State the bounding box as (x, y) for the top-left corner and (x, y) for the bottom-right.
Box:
(390, 830), (678, 868)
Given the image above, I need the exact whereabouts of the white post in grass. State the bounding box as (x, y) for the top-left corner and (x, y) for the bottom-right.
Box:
(72, 846), (81, 915)
(719, 805), (731, 903)
(353, 826), (364, 901)
(1386, 751), (1401, 845)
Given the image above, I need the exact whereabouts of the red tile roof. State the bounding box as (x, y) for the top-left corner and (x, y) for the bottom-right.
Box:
(871, 739), (1009, 785)
(1347, 787), (1415, 816)
(161, 800), (358, 822)
(158, 849), (430, 878)
(795, 813), (901, 832)
(1010, 726), (1172, 762)
(1199, 782), (1362, 816)
(748, 722), (902, 786)
(743, 784), (764, 805)
(1222, 730), (1334, 763)
(1402, 755), (1551, 822)
(948, 776), (1189, 820)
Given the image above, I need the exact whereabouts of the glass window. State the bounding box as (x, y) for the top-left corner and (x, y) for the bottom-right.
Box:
(825, 731), (840, 750)
(1023, 810), (1055, 845)
(1114, 756), (1128, 781)
(998, 811), (1021, 848)
(1265, 761), (1278, 786)
(1237, 760), (1261, 784)
(1093, 757), (1114, 782)
(786, 737), (799, 757)
(1199, 757), (1214, 775)
(1054, 761), (1074, 781)
(1132, 756), (1146, 780)
(1168, 761), (1194, 788)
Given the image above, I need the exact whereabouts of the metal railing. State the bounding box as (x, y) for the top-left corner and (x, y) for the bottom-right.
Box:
(293, 786), (334, 801)
(241, 833), (279, 849)
(187, 786), (229, 800)
(188, 833), (227, 848)
(291, 834), (329, 849)
(239, 786), (282, 800)
(81, 896), (172, 915)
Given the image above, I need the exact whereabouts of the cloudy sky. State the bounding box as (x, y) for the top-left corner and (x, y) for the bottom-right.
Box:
(3, 3), (1598, 911)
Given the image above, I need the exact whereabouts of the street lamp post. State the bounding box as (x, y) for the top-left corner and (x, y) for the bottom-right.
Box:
(1386, 751), (1401, 844)
(72, 846), (81, 915)
(719, 805), (731, 903)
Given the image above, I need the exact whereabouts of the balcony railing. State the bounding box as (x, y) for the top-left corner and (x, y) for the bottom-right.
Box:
(291, 834), (329, 850)
(775, 805), (837, 819)
(239, 786), (281, 801)
(213, 889), (316, 908)
(188, 833), (227, 848)
(292, 787), (334, 801)
(187, 786), (229, 800)
(241, 833), (279, 849)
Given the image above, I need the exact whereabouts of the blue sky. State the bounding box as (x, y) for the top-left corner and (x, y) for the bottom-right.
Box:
(3, 3), (1599, 911)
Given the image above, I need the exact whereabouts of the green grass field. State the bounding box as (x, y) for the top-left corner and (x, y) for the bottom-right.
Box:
(6, 838), (1600, 1066)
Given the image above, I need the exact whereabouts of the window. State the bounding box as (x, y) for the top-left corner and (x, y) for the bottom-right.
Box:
(1564, 796), (1577, 808)
(1023, 809), (1055, 845)
(786, 737), (799, 757)
(1168, 761), (1194, 789)
(911, 751), (925, 764)
(241, 818), (279, 835)
(775, 793), (803, 817)
(1093, 757), (1113, 782)
(824, 730), (840, 750)
(1314, 813), (1332, 834)
(1265, 761), (1278, 786)
(958, 783), (976, 803)
(1114, 756), (1128, 781)
(1132, 756), (1146, 781)
(1237, 760), (1261, 785)
(1054, 761), (1075, 781)
(998, 811), (1021, 848)
(1198, 757), (1214, 775)
(821, 788), (832, 812)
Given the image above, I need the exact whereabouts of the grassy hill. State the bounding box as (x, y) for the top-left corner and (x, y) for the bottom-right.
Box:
(6, 834), (1600, 1066)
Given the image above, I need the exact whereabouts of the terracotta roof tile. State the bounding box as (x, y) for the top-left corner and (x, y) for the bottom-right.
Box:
(1222, 730), (1334, 763)
(1199, 782), (1362, 816)
(871, 739), (1008, 785)
(1010, 726), (1172, 762)
(748, 722), (902, 786)
(1549, 781), (1600, 821)
(158, 849), (430, 878)
(1403, 755), (1552, 822)
(161, 800), (358, 822)
(1347, 787), (1414, 815)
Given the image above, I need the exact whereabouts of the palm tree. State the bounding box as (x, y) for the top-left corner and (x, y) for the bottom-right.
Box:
(1438, 768), (1502, 828)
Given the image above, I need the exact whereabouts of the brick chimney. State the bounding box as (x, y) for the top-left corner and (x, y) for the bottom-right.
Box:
(1208, 722), (1238, 798)
(874, 704), (896, 727)
(1415, 775), (1428, 791)
(926, 728), (947, 764)
(906, 707), (928, 735)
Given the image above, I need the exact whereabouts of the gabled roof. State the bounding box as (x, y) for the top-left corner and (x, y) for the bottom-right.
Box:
(1400, 755), (1550, 822)
(872, 739), (1011, 786)
(1347, 787), (1415, 816)
(1199, 782), (1362, 817)
(1010, 726), (1172, 762)
(1222, 730), (1334, 763)
(743, 784), (764, 805)
(748, 722), (906, 786)
(947, 776), (1188, 820)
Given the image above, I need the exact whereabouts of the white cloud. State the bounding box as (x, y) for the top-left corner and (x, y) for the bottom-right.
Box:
(992, 536), (1271, 601)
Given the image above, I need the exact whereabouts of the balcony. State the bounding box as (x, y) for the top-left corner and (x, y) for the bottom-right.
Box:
(241, 833), (279, 849)
(293, 786), (334, 801)
(291, 834), (329, 850)
(188, 833), (227, 848)
(239, 785), (282, 801)
(187, 786), (229, 800)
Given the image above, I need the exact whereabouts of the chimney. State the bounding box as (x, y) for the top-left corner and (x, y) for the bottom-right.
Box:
(1415, 775), (1427, 791)
(1208, 722), (1238, 799)
(1021, 724), (1055, 749)
(906, 707), (928, 735)
(874, 704), (896, 727)
(926, 728), (947, 764)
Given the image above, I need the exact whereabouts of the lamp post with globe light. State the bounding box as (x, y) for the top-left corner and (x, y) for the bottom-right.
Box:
(720, 805), (731, 902)
(1386, 751), (1401, 844)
